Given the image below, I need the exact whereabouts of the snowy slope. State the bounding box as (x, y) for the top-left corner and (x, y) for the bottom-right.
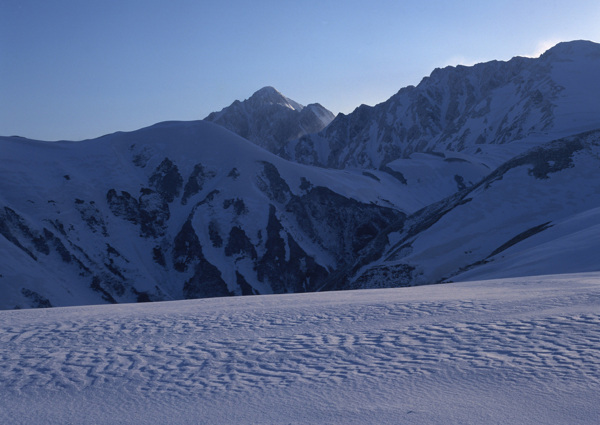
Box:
(0, 121), (412, 310)
(204, 86), (335, 154)
(454, 206), (600, 282)
(283, 40), (600, 171)
(346, 130), (600, 289)
(1, 272), (599, 424)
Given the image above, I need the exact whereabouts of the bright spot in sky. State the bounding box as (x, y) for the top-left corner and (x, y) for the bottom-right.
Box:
(529, 39), (566, 57)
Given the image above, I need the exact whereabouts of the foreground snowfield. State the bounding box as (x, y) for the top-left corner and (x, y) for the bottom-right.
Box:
(1, 273), (599, 424)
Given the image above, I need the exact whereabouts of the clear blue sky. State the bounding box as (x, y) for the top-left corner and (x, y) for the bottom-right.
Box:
(2, 0), (600, 141)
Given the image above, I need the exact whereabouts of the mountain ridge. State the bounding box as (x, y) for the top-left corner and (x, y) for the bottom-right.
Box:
(2, 40), (600, 309)
(282, 39), (600, 171)
(204, 86), (335, 154)
(0, 120), (409, 309)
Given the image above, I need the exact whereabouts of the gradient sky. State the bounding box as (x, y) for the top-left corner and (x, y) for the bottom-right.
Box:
(2, 0), (600, 141)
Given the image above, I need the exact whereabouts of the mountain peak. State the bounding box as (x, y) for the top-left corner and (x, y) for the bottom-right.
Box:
(254, 86), (282, 97)
(541, 40), (600, 60)
(248, 86), (304, 111)
(283, 39), (600, 169)
(204, 87), (334, 153)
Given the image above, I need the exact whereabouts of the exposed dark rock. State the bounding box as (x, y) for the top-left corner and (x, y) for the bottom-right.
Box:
(132, 146), (152, 168)
(223, 198), (248, 215)
(90, 276), (118, 304)
(152, 246), (166, 267)
(427, 151), (446, 158)
(106, 243), (126, 261)
(92, 272), (126, 299)
(353, 222), (382, 252)
(228, 168), (240, 179)
(454, 175), (467, 191)
(198, 190), (220, 206)
(137, 292), (151, 303)
(182, 163), (216, 205)
(107, 190), (139, 223)
(75, 199), (108, 236)
(362, 171), (380, 181)
(183, 259), (230, 299)
(256, 205), (287, 291)
(32, 232), (50, 255)
(43, 228), (72, 263)
(103, 244), (129, 280)
(479, 134), (588, 190)
(444, 157), (470, 163)
(208, 221), (223, 248)
(292, 136), (320, 165)
(132, 288), (152, 303)
(299, 177), (313, 191)
(104, 261), (126, 280)
(107, 188), (170, 238)
(351, 264), (415, 289)
(488, 222), (553, 258)
(286, 186), (405, 262)
(173, 220), (203, 272)
(257, 205), (328, 294)
(380, 165), (407, 185)
(225, 226), (257, 260)
(149, 158), (183, 203)
(0, 207), (38, 260)
(285, 234), (329, 293)
(47, 219), (67, 236)
(21, 288), (52, 308)
(0, 208), (69, 260)
(523, 140), (585, 179)
(138, 189), (170, 238)
(256, 162), (291, 204)
(236, 272), (256, 296)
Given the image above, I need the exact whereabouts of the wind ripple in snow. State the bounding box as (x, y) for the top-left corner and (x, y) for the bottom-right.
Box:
(1, 276), (599, 403)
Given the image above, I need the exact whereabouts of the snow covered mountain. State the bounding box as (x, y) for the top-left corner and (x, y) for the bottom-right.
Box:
(2, 40), (600, 310)
(204, 86), (335, 154)
(0, 121), (407, 310)
(341, 129), (600, 290)
(283, 40), (600, 171)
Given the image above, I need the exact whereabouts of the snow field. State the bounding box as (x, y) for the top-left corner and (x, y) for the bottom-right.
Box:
(1, 273), (599, 424)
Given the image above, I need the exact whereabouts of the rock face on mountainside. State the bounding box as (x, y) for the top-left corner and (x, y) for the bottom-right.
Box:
(0, 121), (404, 310)
(282, 40), (600, 170)
(342, 129), (600, 289)
(204, 86), (335, 154)
(2, 41), (600, 310)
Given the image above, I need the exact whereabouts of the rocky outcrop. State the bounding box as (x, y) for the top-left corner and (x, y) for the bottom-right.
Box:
(205, 86), (335, 153)
(282, 41), (600, 170)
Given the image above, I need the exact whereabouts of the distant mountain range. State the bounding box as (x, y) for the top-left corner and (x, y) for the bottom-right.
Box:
(283, 40), (600, 169)
(2, 40), (600, 309)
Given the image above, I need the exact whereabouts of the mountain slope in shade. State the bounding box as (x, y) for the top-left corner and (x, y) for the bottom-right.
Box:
(0, 121), (409, 310)
(341, 129), (600, 290)
(204, 86), (335, 154)
(283, 40), (600, 171)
